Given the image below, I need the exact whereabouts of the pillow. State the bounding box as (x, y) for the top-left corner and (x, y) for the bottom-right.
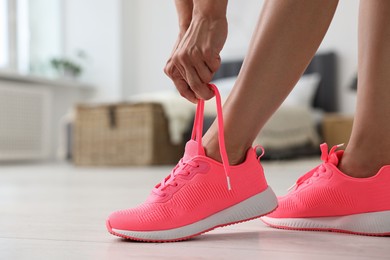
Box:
(284, 73), (321, 108)
(212, 73), (321, 108)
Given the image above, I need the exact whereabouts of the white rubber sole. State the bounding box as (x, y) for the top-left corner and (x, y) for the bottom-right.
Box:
(109, 186), (278, 242)
(262, 210), (390, 236)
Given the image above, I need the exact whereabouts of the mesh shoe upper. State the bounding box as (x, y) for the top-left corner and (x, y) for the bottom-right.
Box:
(108, 140), (269, 231)
(268, 143), (390, 219)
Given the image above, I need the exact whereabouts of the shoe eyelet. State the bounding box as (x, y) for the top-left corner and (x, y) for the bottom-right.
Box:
(173, 183), (178, 187)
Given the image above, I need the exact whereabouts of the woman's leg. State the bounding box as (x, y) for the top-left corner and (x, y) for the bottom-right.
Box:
(203, 0), (339, 164)
(338, 0), (390, 178)
(261, 1), (390, 236)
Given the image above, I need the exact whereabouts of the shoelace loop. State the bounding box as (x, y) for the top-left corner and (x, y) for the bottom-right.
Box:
(287, 143), (343, 192)
(255, 145), (265, 162)
(154, 84), (232, 195)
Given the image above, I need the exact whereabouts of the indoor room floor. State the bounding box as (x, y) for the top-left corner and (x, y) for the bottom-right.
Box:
(1, 158), (389, 260)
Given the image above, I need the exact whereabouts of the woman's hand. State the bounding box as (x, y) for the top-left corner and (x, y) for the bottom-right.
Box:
(165, 31), (199, 103)
(165, 0), (228, 103)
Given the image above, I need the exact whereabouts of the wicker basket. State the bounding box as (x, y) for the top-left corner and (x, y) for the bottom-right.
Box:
(73, 102), (183, 166)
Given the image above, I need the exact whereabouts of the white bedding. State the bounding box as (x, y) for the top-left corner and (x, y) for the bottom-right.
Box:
(129, 91), (321, 150)
(254, 105), (320, 149)
(211, 73), (322, 150)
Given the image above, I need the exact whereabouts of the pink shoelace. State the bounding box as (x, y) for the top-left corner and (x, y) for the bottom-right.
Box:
(153, 158), (200, 197)
(153, 84), (232, 197)
(288, 143), (343, 191)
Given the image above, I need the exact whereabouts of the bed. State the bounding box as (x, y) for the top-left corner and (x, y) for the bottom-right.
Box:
(196, 51), (338, 159)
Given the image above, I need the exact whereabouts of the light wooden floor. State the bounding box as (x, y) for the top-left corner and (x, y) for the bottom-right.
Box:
(1, 159), (389, 260)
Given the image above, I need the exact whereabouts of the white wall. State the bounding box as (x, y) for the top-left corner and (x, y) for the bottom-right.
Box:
(122, 0), (262, 96)
(63, 0), (122, 101)
(123, 0), (359, 113)
(122, 0), (178, 96)
(222, 0), (263, 60)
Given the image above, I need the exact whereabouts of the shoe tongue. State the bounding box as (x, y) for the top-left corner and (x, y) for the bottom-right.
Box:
(182, 140), (205, 162)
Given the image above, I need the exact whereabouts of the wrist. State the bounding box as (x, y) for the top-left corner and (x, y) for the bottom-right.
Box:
(174, 0), (193, 33)
(178, 18), (191, 33)
(193, 0), (228, 19)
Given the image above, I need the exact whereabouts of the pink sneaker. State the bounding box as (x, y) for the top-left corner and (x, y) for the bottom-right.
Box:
(106, 84), (278, 242)
(262, 143), (390, 236)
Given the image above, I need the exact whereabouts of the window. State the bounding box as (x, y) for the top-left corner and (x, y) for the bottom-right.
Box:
(0, 0), (62, 76)
(17, 0), (29, 73)
(0, 0), (9, 68)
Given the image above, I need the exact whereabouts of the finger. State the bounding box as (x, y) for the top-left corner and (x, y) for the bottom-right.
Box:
(194, 60), (214, 84)
(167, 65), (198, 103)
(164, 58), (174, 78)
(172, 49), (214, 100)
(184, 65), (214, 100)
(165, 58), (186, 85)
(204, 53), (222, 73)
(188, 48), (214, 83)
(178, 60), (214, 100)
(164, 33), (186, 77)
(173, 77), (198, 104)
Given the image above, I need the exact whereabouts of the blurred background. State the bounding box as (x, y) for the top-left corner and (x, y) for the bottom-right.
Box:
(0, 0), (359, 166)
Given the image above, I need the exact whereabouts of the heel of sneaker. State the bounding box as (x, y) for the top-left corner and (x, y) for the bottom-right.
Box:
(262, 210), (390, 236)
(218, 186), (278, 225)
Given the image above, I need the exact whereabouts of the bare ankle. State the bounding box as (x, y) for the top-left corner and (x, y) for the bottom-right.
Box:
(338, 157), (376, 178)
(202, 138), (248, 165)
(338, 148), (390, 178)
